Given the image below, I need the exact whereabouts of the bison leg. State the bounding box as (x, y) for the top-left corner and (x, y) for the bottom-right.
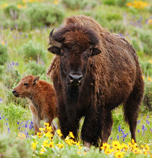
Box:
(81, 106), (103, 147)
(123, 82), (144, 142)
(84, 141), (91, 152)
(58, 103), (79, 139)
(29, 103), (40, 134)
(101, 111), (113, 145)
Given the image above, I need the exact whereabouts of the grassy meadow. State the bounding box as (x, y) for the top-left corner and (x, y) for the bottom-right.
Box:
(0, 0), (152, 157)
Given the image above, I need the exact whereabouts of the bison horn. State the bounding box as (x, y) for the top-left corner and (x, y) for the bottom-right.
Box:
(49, 29), (62, 48)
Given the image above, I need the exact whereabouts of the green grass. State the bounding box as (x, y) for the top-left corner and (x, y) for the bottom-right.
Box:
(0, 0), (152, 157)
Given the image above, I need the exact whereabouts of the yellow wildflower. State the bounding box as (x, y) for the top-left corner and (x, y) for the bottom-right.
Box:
(57, 129), (63, 137)
(31, 142), (37, 150)
(148, 76), (152, 82)
(45, 132), (53, 139)
(126, 1), (149, 9)
(39, 127), (45, 131)
(37, 132), (42, 138)
(43, 139), (49, 147)
(145, 144), (150, 151)
(100, 142), (110, 151)
(132, 147), (142, 154)
(148, 19), (152, 25)
(65, 136), (73, 145)
(46, 126), (53, 132)
(1, 41), (5, 45)
(69, 131), (75, 139)
(17, 4), (22, 8)
(104, 148), (114, 155)
(122, 143), (129, 151)
(40, 147), (45, 154)
(114, 151), (125, 158)
(23, 0), (27, 3)
(49, 141), (54, 148)
(54, 0), (59, 4)
(112, 140), (121, 150)
(142, 149), (148, 155)
(44, 122), (50, 127)
(17, 132), (26, 139)
(149, 60), (152, 64)
(1, 3), (8, 9)
(57, 143), (64, 148)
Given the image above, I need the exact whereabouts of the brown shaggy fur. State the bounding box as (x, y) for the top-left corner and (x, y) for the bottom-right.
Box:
(12, 75), (57, 134)
(47, 15), (144, 148)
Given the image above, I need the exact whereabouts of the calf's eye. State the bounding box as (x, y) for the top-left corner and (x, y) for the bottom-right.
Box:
(24, 83), (28, 86)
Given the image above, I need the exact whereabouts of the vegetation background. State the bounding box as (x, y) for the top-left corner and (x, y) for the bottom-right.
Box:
(0, 0), (152, 157)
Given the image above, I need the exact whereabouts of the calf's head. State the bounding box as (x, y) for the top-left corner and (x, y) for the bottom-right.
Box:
(12, 76), (39, 98)
(48, 24), (101, 87)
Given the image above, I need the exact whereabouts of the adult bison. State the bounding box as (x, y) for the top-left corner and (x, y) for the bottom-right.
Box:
(47, 15), (144, 149)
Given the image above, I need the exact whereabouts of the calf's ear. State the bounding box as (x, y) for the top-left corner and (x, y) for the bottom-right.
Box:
(91, 48), (101, 56)
(33, 76), (40, 85)
(48, 46), (61, 56)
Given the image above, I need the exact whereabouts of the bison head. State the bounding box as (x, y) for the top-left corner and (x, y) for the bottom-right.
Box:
(48, 24), (101, 87)
(12, 76), (39, 98)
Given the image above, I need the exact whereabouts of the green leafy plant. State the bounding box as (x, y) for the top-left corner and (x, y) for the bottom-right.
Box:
(26, 3), (65, 28)
(143, 80), (152, 111)
(102, 0), (115, 5)
(0, 44), (8, 65)
(19, 40), (47, 63)
(139, 60), (152, 76)
(62, 0), (97, 10)
(25, 61), (46, 76)
(0, 133), (32, 158)
(3, 4), (20, 20)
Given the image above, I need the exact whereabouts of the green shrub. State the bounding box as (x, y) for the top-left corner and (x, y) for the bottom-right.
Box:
(19, 40), (47, 63)
(115, 0), (127, 7)
(107, 21), (126, 33)
(0, 44), (8, 65)
(0, 66), (4, 80)
(131, 37), (140, 52)
(138, 29), (152, 55)
(3, 4), (20, 20)
(103, 0), (115, 5)
(0, 133), (32, 158)
(25, 61), (46, 76)
(4, 89), (28, 107)
(2, 19), (30, 31)
(143, 80), (152, 111)
(2, 68), (28, 106)
(3, 68), (21, 89)
(106, 12), (122, 21)
(139, 60), (152, 76)
(62, 0), (97, 10)
(26, 3), (65, 28)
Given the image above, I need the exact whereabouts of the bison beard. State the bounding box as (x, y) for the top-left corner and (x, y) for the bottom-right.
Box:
(47, 15), (144, 149)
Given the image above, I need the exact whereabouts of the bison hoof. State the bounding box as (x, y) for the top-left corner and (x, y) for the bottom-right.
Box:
(84, 141), (91, 152)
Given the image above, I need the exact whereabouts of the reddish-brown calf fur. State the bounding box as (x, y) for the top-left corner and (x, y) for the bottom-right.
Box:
(12, 75), (57, 134)
(47, 15), (144, 149)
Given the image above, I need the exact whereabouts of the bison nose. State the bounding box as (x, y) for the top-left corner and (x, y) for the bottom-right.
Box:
(12, 90), (19, 97)
(12, 90), (16, 94)
(69, 74), (83, 85)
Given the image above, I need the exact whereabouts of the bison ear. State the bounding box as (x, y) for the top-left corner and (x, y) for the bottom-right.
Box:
(91, 48), (101, 56)
(48, 46), (61, 55)
(33, 76), (39, 85)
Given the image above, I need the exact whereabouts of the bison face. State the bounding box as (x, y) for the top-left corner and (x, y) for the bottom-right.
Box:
(12, 76), (39, 98)
(48, 27), (101, 87)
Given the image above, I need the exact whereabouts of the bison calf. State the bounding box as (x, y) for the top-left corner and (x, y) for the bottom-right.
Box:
(12, 75), (57, 134)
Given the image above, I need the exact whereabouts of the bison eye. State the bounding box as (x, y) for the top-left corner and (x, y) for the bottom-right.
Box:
(24, 83), (28, 86)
